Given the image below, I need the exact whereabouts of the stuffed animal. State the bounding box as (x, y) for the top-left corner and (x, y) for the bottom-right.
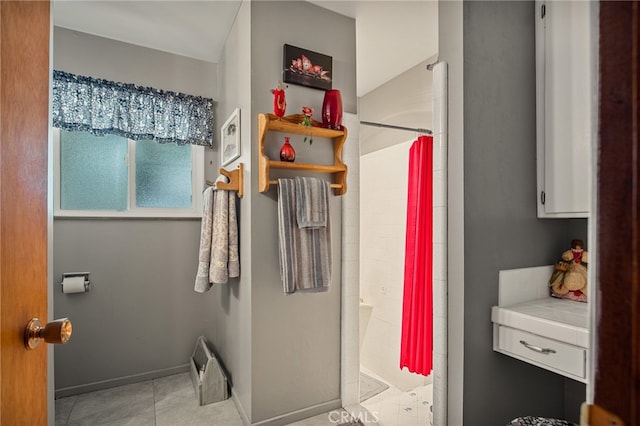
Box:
(549, 239), (588, 302)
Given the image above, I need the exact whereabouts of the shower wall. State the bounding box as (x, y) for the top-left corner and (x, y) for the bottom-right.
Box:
(360, 141), (424, 392)
(359, 57), (436, 392)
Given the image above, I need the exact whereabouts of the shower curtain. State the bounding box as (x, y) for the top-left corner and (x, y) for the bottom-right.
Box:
(400, 135), (433, 376)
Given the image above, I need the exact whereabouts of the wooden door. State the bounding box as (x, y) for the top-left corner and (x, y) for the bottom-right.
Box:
(0, 2), (51, 424)
(590, 1), (640, 425)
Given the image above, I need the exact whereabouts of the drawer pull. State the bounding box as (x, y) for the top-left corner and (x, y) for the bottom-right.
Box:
(519, 340), (556, 354)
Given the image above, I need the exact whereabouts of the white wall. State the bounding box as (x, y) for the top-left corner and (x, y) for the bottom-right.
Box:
(431, 62), (448, 426)
(341, 113), (362, 408)
(438, 2), (464, 424)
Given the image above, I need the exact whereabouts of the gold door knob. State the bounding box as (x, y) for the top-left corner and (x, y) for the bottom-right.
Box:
(24, 318), (72, 350)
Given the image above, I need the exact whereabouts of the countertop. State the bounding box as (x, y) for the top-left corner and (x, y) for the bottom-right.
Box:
(492, 297), (589, 348)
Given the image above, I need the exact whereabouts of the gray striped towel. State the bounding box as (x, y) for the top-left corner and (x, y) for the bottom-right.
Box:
(295, 176), (328, 228)
(277, 178), (331, 294)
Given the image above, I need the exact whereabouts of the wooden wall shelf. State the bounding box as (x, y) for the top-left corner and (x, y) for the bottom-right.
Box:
(258, 113), (348, 195)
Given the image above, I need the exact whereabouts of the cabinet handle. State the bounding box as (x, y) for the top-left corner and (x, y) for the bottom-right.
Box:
(540, 191), (546, 205)
(519, 340), (556, 355)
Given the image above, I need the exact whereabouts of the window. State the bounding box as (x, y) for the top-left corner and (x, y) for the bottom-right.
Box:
(54, 128), (204, 218)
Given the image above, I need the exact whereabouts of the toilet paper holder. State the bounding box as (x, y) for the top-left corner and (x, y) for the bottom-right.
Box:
(61, 272), (91, 292)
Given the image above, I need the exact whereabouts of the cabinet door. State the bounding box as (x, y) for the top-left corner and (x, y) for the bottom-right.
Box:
(536, 0), (593, 218)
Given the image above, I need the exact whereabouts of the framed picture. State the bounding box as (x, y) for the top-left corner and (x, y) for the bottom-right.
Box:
(282, 44), (332, 91)
(221, 108), (240, 166)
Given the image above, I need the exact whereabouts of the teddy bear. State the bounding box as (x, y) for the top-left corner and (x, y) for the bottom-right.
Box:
(549, 239), (588, 302)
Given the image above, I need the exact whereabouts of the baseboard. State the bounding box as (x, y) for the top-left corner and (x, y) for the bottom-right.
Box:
(229, 387), (341, 426)
(250, 398), (342, 426)
(54, 364), (190, 399)
(231, 388), (251, 426)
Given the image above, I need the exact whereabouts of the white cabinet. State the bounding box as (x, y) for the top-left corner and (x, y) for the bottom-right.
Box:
(495, 325), (587, 380)
(492, 266), (589, 383)
(536, 0), (595, 218)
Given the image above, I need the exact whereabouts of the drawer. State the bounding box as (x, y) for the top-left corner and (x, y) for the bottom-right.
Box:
(496, 325), (586, 379)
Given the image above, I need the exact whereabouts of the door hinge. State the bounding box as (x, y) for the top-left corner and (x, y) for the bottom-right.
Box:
(541, 4), (546, 19)
(540, 191), (546, 205)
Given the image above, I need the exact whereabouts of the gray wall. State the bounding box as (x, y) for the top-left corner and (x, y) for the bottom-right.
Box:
(52, 27), (218, 393)
(53, 4), (356, 423)
(461, 2), (587, 424)
(53, 27), (217, 98)
(564, 378), (586, 423)
(53, 221), (210, 391)
(201, 1), (254, 421)
(248, 2), (355, 423)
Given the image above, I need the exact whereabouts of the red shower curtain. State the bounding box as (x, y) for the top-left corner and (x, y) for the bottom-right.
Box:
(400, 135), (433, 376)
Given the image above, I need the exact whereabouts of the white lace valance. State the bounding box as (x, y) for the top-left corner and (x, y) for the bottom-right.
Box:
(52, 70), (215, 146)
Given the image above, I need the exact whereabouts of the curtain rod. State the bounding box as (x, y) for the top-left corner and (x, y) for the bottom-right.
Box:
(360, 121), (433, 135)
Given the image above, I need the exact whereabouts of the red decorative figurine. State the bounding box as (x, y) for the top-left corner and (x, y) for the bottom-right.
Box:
(271, 81), (287, 118)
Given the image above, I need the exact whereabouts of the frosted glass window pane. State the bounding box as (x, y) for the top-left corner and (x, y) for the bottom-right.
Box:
(60, 130), (128, 210)
(135, 140), (192, 208)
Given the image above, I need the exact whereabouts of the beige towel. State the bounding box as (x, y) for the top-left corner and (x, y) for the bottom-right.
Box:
(194, 178), (239, 293)
(209, 187), (230, 284)
(195, 186), (214, 292)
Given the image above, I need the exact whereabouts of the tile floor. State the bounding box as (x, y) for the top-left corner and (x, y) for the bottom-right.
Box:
(55, 371), (432, 426)
(359, 371), (433, 426)
(55, 372), (357, 426)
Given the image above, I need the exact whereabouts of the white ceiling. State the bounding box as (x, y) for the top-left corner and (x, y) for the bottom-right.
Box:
(52, 1), (243, 63)
(52, 0), (438, 96)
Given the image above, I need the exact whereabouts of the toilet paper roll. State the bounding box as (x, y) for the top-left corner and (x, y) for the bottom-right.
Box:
(62, 276), (86, 294)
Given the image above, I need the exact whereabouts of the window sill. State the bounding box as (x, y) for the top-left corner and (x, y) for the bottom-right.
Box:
(54, 210), (203, 219)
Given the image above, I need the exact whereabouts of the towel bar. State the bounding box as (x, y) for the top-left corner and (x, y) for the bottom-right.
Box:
(206, 163), (243, 198)
(268, 179), (342, 190)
